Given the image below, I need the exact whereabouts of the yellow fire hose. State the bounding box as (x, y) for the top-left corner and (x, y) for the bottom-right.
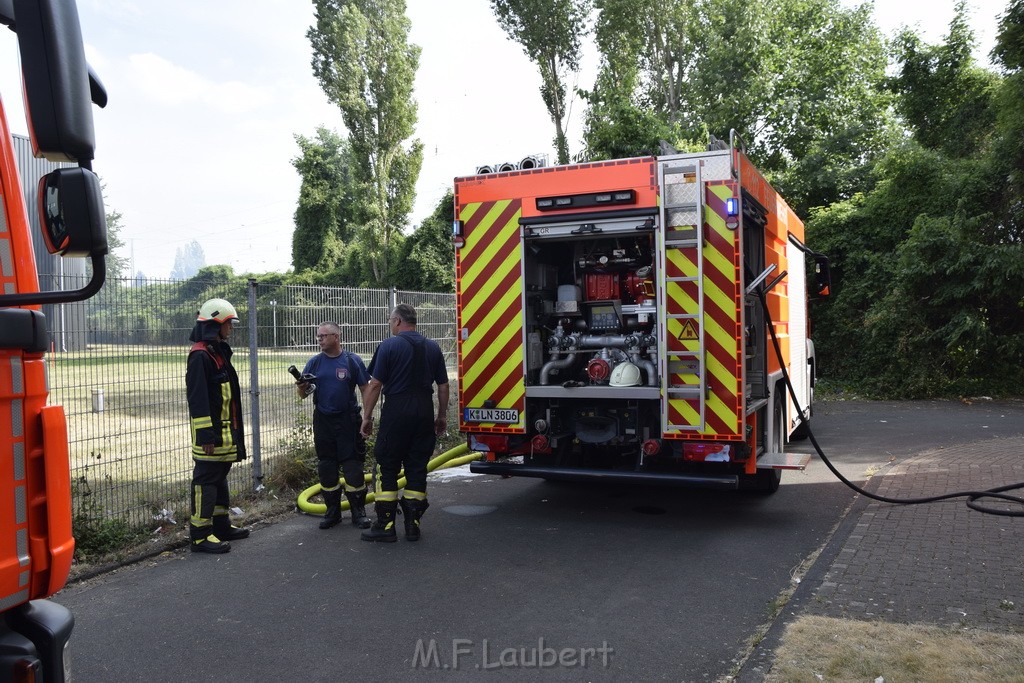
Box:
(296, 443), (477, 515)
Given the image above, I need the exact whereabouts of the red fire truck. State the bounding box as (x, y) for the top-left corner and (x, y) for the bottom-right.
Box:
(1, 0), (108, 679)
(453, 136), (829, 493)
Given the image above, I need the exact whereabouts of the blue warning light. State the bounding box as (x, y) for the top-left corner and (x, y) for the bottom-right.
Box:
(726, 197), (739, 216)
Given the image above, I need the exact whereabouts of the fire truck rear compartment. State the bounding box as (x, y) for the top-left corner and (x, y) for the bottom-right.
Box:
(463, 215), (757, 486)
(522, 218), (658, 392)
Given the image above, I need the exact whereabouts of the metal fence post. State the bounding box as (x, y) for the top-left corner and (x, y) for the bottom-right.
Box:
(389, 286), (397, 312)
(247, 278), (263, 490)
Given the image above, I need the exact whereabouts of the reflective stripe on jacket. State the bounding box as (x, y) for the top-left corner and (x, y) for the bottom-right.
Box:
(186, 341), (246, 462)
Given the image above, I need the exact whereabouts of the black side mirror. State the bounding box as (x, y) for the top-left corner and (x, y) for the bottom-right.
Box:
(0, 0), (110, 308)
(38, 167), (107, 257)
(0, 168), (107, 306)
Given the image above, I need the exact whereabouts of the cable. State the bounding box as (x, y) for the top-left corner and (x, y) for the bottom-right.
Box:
(757, 287), (1024, 516)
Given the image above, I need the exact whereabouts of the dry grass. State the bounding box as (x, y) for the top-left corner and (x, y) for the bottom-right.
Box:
(48, 346), (315, 525)
(762, 616), (1024, 683)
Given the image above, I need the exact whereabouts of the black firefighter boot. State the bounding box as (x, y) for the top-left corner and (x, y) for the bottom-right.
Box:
(345, 489), (372, 529)
(360, 501), (398, 543)
(399, 498), (430, 541)
(213, 514), (250, 541)
(319, 488), (343, 529)
(189, 523), (230, 554)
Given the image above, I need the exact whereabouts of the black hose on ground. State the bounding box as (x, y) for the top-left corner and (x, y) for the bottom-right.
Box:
(757, 286), (1024, 517)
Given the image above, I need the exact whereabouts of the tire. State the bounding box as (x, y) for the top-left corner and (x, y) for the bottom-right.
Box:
(756, 468), (782, 494)
(739, 467), (781, 495)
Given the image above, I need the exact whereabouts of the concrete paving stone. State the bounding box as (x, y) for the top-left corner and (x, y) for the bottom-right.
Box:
(799, 436), (1024, 632)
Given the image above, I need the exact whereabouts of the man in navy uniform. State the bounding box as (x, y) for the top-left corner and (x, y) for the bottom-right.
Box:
(360, 304), (449, 542)
(297, 322), (372, 529)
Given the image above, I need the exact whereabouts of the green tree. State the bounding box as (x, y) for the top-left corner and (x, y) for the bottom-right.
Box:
(394, 191), (455, 292)
(890, 1), (999, 159)
(806, 7), (1024, 398)
(307, 0), (423, 286)
(991, 0), (1024, 239)
(761, 0), (895, 211)
(993, 0), (1024, 70)
(491, 0), (591, 164)
(584, 0), (895, 214)
(179, 265), (238, 304)
(291, 127), (362, 272)
(104, 211), (128, 279)
(581, 0), (673, 159)
(86, 207), (129, 308)
(806, 143), (994, 395)
(93, 208), (129, 280)
(95, 182), (128, 279)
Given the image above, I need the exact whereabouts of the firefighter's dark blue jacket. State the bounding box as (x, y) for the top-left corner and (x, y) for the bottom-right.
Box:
(186, 320), (246, 462)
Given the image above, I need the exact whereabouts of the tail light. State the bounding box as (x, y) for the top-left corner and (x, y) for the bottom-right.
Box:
(469, 434), (508, 453)
(682, 443), (731, 462)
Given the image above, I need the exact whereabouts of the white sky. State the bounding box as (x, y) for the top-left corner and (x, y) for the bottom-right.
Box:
(0, 0), (1011, 278)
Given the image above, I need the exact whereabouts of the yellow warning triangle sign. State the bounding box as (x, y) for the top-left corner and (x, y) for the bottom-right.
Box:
(678, 319), (699, 340)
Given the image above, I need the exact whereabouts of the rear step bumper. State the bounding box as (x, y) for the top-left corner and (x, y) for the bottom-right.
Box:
(469, 461), (739, 489)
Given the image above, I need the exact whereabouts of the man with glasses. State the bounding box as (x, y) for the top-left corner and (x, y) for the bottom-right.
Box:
(359, 304), (449, 542)
(296, 322), (372, 529)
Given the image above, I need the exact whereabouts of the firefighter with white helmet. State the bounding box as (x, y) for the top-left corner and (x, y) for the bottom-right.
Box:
(186, 298), (249, 553)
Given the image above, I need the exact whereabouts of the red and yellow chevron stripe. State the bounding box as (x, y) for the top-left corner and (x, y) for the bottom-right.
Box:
(664, 181), (744, 440)
(455, 199), (526, 432)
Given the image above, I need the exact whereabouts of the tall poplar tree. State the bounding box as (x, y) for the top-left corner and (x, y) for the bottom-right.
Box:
(170, 240), (206, 281)
(491, 0), (590, 164)
(307, 0), (423, 284)
(291, 127), (361, 273)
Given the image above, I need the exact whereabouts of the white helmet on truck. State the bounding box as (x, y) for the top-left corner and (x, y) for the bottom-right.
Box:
(609, 362), (642, 387)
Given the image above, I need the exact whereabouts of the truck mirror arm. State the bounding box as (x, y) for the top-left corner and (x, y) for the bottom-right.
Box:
(0, 253), (106, 306)
(88, 65), (107, 107)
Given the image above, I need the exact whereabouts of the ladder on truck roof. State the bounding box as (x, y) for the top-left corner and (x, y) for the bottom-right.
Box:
(657, 159), (706, 433)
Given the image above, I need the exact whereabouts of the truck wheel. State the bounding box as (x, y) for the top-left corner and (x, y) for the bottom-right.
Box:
(739, 468), (781, 495)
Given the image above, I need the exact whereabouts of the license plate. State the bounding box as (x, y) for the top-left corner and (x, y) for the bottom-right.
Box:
(464, 407), (520, 424)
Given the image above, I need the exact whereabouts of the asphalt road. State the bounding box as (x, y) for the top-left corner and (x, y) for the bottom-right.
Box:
(55, 399), (1024, 682)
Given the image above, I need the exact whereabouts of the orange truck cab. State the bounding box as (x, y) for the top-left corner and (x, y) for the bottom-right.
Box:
(0, 0), (108, 679)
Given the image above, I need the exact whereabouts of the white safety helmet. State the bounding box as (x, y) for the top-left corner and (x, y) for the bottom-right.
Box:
(609, 362), (642, 387)
(197, 298), (239, 324)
